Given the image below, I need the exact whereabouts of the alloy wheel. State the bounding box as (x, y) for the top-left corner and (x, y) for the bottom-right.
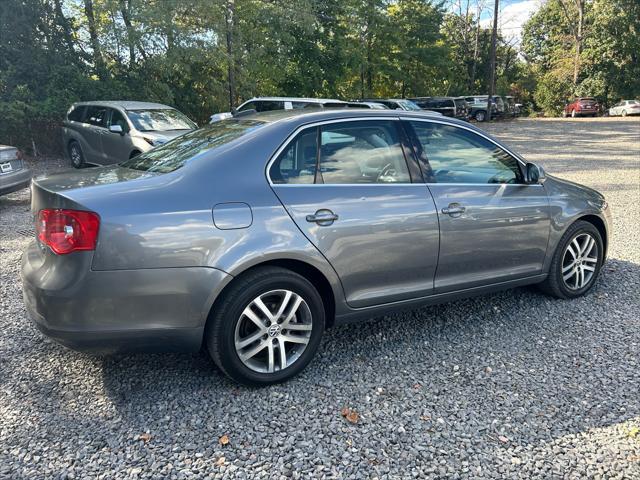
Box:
(70, 144), (82, 168)
(561, 233), (598, 290)
(234, 289), (313, 373)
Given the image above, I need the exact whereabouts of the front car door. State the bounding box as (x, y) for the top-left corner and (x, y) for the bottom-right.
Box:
(405, 119), (550, 293)
(269, 118), (440, 308)
(102, 108), (133, 164)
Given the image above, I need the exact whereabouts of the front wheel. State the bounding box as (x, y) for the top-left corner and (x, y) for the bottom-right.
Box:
(539, 220), (604, 299)
(475, 110), (486, 122)
(622, 110), (628, 117)
(68, 141), (85, 168)
(205, 267), (325, 386)
(571, 110), (577, 118)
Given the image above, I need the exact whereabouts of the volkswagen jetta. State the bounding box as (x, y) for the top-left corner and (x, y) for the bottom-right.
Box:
(22, 109), (611, 385)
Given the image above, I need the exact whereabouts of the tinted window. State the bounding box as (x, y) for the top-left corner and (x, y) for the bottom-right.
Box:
(120, 119), (264, 173)
(270, 129), (318, 184)
(242, 101), (284, 112)
(410, 121), (522, 184)
(426, 99), (454, 109)
(319, 121), (410, 184)
(85, 106), (107, 127)
(67, 106), (86, 122)
(108, 109), (129, 131)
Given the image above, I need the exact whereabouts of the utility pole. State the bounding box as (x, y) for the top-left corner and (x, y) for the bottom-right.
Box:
(485, 0), (499, 122)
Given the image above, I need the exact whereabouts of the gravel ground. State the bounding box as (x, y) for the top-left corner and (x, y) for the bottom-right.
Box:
(1, 118), (639, 479)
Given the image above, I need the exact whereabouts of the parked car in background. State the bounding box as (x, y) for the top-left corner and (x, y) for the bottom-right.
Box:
(361, 98), (423, 111)
(608, 100), (640, 117)
(504, 96), (519, 117)
(0, 145), (31, 196)
(409, 97), (469, 121)
(349, 101), (389, 109)
(464, 96), (499, 121)
(563, 97), (600, 118)
(63, 101), (197, 168)
(23, 109), (611, 386)
(209, 97), (374, 123)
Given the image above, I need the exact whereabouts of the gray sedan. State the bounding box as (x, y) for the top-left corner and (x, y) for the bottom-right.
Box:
(22, 110), (611, 385)
(0, 145), (31, 196)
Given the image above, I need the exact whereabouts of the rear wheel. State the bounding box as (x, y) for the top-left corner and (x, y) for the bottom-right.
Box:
(206, 267), (325, 386)
(539, 220), (604, 299)
(475, 110), (486, 122)
(68, 141), (85, 169)
(571, 110), (577, 118)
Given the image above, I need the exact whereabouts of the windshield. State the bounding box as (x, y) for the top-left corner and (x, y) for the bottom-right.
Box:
(120, 119), (265, 173)
(628, 100), (639, 104)
(397, 100), (422, 111)
(127, 109), (196, 132)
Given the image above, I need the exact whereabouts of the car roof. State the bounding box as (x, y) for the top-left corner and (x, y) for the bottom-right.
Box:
(71, 101), (175, 110)
(242, 97), (346, 104)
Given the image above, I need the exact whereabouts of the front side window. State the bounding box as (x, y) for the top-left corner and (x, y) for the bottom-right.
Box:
(120, 119), (264, 173)
(126, 109), (196, 132)
(251, 101), (284, 112)
(319, 121), (410, 184)
(409, 121), (522, 184)
(68, 106), (86, 122)
(108, 109), (129, 131)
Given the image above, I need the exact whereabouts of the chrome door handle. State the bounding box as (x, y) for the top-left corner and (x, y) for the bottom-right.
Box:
(441, 204), (466, 216)
(306, 209), (339, 225)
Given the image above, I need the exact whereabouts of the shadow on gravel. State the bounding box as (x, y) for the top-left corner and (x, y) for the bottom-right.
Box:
(84, 257), (640, 450)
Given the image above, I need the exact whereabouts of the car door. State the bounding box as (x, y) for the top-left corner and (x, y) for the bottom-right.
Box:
(101, 108), (132, 164)
(405, 119), (550, 293)
(82, 105), (108, 164)
(269, 118), (440, 308)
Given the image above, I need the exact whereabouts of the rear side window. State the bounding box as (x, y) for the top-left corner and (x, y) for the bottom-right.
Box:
(67, 106), (86, 122)
(241, 101), (284, 112)
(84, 106), (108, 127)
(409, 121), (522, 184)
(120, 119), (264, 173)
(320, 121), (410, 184)
(270, 129), (318, 184)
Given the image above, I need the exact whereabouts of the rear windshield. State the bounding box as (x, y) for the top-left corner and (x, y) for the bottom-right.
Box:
(127, 109), (196, 132)
(120, 119), (265, 173)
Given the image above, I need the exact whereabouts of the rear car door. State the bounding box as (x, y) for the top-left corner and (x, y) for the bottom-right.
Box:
(405, 119), (550, 293)
(269, 118), (440, 308)
(81, 106), (108, 164)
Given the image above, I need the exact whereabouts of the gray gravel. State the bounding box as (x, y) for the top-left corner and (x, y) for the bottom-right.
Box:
(1, 118), (639, 479)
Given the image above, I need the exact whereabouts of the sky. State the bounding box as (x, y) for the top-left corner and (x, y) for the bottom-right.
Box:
(476, 0), (542, 44)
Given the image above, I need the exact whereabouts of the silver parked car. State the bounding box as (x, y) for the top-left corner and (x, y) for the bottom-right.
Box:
(608, 99), (640, 117)
(210, 97), (350, 123)
(62, 101), (197, 168)
(23, 109), (611, 386)
(0, 145), (32, 196)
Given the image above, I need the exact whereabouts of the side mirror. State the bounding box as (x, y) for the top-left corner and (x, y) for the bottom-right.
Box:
(526, 162), (546, 184)
(109, 124), (124, 135)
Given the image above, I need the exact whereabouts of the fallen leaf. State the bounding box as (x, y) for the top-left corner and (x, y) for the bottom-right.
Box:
(215, 456), (226, 466)
(420, 415), (431, 421)
(219, 434), (230, 446)
(341, 407), (359, 424)
(627, 426), (639, 438)
(498, 435), (509, 443)
(139, 433), (151, 443)
(413, 383), (421, 389)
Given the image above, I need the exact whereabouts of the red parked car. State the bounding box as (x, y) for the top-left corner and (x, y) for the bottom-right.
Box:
(563, 97), (600, 117)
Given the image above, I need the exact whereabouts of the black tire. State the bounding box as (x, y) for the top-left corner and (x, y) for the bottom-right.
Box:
(68, 141), (85, 168)
(538, 220), (604, 299)
(622, 110), (628, 117)
(475, 110), (486, 122)
(129, 150), (141, 159)
(205, 267), (325, 386)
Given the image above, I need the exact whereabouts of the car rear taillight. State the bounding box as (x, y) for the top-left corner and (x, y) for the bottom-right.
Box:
(36, 209), (100, 255)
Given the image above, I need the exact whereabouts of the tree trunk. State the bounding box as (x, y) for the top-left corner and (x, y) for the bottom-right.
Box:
(53, 0), (75, 53)
(573, 0), (584, 84)
(225, 0), (236, 110)
(485, 0), (499, 121)
(119, 0), (136, 66)
(84, 0), (107, 78)
(469, 4), (482, 91)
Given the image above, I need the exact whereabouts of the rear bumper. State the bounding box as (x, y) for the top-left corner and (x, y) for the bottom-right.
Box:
(0, 168), (32, 195)
(21, 241), (232, 354)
